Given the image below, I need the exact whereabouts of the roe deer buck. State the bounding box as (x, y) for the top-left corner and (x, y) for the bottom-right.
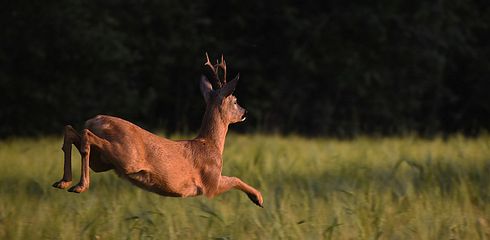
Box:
(52, 53), (263, 207)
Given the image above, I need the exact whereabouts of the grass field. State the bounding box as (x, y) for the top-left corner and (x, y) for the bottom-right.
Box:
(0, 134), (489, 239)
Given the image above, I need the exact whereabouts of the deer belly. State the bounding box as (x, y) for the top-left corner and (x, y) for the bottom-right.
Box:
(125, 170), (202, 197)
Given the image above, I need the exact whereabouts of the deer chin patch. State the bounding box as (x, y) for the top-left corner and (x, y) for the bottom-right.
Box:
(240, 116), (247, 122)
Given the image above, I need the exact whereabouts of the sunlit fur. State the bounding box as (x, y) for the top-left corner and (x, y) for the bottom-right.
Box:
(52, 70), (263, 207)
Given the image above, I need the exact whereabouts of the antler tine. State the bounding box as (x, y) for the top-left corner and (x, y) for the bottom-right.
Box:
(205, 52), (212, 66)
(216, 54), (227, 84)
(204, 52), (222, 88)
(204, 52), (216, 74)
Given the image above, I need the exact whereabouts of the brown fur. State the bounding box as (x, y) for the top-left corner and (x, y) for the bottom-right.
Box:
(52, 57), (263, 207)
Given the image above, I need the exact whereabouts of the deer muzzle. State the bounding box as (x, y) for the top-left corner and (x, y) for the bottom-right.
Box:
(240, 110), (248, 122)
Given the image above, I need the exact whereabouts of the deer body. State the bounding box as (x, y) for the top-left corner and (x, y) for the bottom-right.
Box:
(52, 54), (263, 207)
(86, 115), (208, 198)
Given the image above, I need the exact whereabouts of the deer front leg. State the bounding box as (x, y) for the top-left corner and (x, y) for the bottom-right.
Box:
(52, 125), (81, 190)
(214, 176), (263, 207)
(68, 129), (109, 193)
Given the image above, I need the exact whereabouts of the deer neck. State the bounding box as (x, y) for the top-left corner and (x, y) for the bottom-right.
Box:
(196, 107), (228, 155)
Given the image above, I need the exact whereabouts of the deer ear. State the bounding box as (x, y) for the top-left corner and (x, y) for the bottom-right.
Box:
(200, 75), (213, 104)
(219, 73), (239, 98)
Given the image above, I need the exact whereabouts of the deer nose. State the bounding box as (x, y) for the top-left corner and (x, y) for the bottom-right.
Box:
(241, 110), (247, 121)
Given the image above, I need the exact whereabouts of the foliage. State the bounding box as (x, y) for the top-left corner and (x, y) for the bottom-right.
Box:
(0, 134), (489, 239)
(1, 1), (489, 137)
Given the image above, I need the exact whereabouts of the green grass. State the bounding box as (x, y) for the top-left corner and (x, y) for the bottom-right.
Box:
(1, 134), (490, 239)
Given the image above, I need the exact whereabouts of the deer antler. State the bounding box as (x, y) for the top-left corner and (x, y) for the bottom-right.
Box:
(217, 54), (227, 84)
(204, 52), (221, 89)
(204, 52), (227, 88)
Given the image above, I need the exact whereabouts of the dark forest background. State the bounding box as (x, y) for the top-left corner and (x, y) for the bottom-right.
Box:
(1, 0), (489, 138)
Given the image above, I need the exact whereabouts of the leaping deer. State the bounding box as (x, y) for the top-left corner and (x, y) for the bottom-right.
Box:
(52, 53), (263, 207)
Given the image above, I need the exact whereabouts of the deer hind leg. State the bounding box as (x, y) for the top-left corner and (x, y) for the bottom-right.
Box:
(52, 125), (81, 190)
(68, 128), (110, 193)
(212, 176), (263, 207)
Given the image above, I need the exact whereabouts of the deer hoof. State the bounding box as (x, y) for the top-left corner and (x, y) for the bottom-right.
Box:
(52, 180), (72, 189)
(247, 192), (264, 208)
(68, 184), (87, 193)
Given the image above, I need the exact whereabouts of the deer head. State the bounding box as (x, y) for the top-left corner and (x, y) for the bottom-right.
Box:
(200, 53), (247, 125)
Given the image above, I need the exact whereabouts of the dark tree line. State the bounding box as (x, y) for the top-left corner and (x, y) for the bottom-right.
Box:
(1, 0), (489, 137)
